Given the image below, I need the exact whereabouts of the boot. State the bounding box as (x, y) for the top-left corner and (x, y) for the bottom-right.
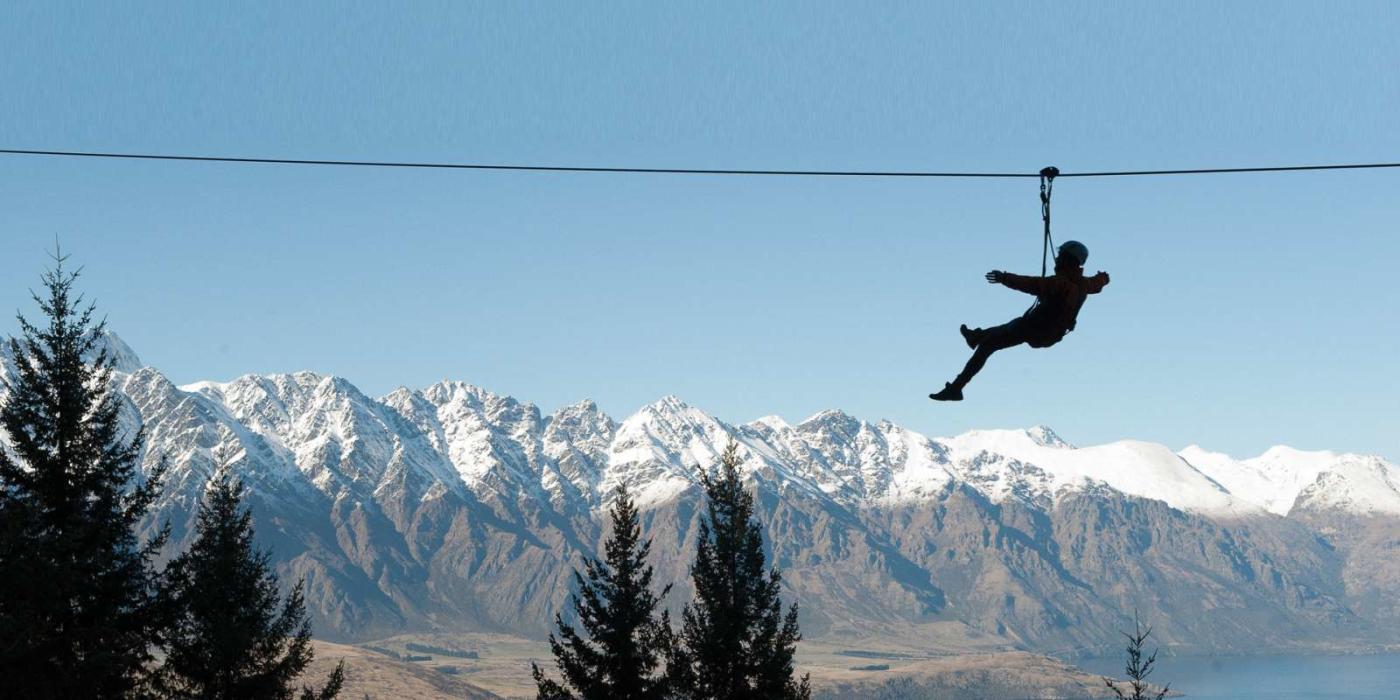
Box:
(929, 383), (963, 402)
(959, 324), (981, 349)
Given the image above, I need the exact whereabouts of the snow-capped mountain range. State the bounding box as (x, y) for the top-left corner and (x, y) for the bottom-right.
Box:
(3, 333), (1399, 655)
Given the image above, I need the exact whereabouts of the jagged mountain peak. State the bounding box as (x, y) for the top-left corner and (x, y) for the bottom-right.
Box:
(547, 399), (615, 438)
(198, 371), (380, 425)
(549, 397), (608, 421)
(420, 379), (496, 404)
(634, 394), (707, 421)
(418, 379), (543, 427)
(379, 385), (417, 404)
(185, 370), (351, 400)
(615, 396), (732, 457)
(799, 408), (859, 428)
(1026, 424), (1070, 448)
(93, 330), (144, 373)
(794, 409), (868, 447)
(609, 396), (733, 490)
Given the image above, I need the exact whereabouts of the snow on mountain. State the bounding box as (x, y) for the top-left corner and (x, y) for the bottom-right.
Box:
(3, 328), (1395, 520)
(399, 380), (544, 491)
(541, 398), (616, 508)
(605, 395), (730, 505)
(94, 330), (144, 373)
(601, 395), (846, 509)
(1182, 444), (1400, 517)
(940, 429), (1250, 516)
(175, 372), (470, 510)
(748, 409), (955, 505)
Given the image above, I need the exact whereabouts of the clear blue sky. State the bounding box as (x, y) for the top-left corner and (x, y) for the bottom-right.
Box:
(3, 2), (1397, 459)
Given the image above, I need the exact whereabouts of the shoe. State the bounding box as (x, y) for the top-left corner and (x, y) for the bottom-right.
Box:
(929, 383), (963, 402)
(959, 324), (980, 349)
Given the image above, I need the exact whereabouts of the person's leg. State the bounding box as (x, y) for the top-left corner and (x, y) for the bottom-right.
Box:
(950, 319), (1029, 391)
(959, 324), (980, 349)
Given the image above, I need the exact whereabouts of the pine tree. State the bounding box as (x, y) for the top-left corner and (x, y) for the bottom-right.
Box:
(670, 442), (810, 700)
(1103, 612), (1170, 700)
(532, 484), (673, 700)
(158, 467), (343, 699)
(0, 255), (169, 697)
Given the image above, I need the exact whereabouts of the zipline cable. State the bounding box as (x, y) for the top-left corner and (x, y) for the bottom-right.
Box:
(1061, 163), (1400, 177)
(2, 148), (1400, 178)
(0, 149), (1034, 178)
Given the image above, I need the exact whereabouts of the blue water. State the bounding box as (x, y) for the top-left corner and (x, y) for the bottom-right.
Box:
(1077, 653), (1400, 699)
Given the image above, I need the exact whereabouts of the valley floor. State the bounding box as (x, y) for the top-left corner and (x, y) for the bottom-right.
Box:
(306, 635), (1125, 699)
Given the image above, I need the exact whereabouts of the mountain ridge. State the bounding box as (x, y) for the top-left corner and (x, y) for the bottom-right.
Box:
(3, 332), (1398, 656)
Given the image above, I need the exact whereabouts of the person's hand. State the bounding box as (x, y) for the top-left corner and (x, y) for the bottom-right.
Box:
(1094, 271), (1110, 284)
(985, 270), (1005, 284)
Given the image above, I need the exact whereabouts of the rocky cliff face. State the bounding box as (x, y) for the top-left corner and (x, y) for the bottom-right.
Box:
(3, 333), (1398, 655)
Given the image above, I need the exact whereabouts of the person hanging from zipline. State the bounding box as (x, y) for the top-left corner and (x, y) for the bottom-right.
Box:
(930, 240), (1109, 401)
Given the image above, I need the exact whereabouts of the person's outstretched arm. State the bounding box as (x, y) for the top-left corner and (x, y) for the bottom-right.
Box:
(1088, 271), (1110, 294)
(986, 270), (1048, 296)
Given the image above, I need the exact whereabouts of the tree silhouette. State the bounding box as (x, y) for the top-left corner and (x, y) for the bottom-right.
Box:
(0, 255), (169, 697)
(158, 465), (343, 699)
(669, 441), (810, 700)
(1104, 612), (1169, 700)
(533, 484), (673, 700)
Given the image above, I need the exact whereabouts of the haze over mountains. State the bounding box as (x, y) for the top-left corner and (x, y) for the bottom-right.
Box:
(3, 332), (1398, 657)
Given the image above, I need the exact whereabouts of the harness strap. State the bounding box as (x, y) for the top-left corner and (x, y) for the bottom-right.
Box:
(1039, 166), (1058, 276)
(1025, 166), (1060, 319)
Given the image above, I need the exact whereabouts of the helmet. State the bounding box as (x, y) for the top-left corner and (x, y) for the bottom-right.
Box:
(1057, 240), (1089, 266)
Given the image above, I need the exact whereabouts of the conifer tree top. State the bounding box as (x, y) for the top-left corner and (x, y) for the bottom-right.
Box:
(533, 483), (672, 700)
(673, 442), (810, 700)
(159, 459), (340, 699)
(0, 252), (168, 697)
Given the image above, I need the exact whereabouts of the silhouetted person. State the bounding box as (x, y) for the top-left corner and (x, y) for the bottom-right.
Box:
(931, 240), (1109, 401)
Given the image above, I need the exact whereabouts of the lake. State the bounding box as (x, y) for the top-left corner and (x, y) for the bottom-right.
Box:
(1077, 653), (1400, 699)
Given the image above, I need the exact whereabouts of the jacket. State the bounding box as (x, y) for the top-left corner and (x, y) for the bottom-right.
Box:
(1000, 268), (1110, 347)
